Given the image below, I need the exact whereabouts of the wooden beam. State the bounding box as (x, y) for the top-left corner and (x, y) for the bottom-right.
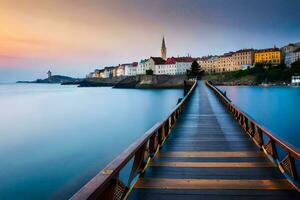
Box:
(135, 178), (294, 190)
(149, 161), (275, 168)
(158, 151), (264, 158)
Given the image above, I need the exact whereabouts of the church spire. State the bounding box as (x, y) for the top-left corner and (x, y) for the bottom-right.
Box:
(161, 36), (167, 60)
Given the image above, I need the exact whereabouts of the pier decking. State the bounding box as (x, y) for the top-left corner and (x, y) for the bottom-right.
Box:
(127, 82), (299, 200)
(71, 81), (300, 200)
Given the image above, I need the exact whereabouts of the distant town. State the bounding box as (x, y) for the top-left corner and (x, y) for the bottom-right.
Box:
(86, 37), (300, 82)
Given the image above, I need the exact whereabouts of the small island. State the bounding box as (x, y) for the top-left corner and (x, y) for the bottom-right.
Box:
(17, 70), (82, 84)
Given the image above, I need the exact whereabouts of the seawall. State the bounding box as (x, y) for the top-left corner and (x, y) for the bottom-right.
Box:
(78, 75), (187, 88)
(114, 75), (187, 88)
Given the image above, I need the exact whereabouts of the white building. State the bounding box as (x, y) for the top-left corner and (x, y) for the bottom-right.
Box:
(154, 57), (194, 75)
(281, 43), (300, 55)
(291, 76), (300, 86)
(124, 62), (138, 76)
(116, 65), (125, 77)
(282, 43), (300, 67)
(285, 48), (300, 67)
(103, 67), (115, 78)
(137, 59), (150, 75)
(174, 57), (194, 75)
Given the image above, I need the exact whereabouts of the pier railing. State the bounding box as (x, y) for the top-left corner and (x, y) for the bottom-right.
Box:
(206, 81), (300, 189)
(70, 80), (197, 200)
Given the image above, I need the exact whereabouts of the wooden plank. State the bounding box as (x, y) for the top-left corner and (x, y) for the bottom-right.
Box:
(158, 151), (264, 158)
(135, 178), (294, 190)
(149, 161), (275, 168)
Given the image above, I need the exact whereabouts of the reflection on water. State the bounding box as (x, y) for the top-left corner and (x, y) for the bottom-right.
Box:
(219, 86), (300, 149)
(0, 83), (183, 200)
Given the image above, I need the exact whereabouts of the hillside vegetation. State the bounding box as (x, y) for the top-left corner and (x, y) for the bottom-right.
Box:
(203, 61), (300, 85)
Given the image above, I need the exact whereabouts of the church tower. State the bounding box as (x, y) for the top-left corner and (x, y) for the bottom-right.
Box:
(161, 36), (167, 60)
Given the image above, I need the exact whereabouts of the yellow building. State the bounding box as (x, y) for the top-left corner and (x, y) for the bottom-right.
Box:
(254, 48), (282, 65)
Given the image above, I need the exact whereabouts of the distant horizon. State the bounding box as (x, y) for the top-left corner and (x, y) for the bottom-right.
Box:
(1, 0), (300, 82)
(1, 41), (300, 83)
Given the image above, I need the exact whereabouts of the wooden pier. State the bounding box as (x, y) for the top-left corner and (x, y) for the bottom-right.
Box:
(71, 81), (300, 200)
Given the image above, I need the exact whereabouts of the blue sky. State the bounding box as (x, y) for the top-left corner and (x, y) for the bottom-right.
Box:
(0, 0), (300, 82)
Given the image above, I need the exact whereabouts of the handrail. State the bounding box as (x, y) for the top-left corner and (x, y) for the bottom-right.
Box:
(70, 80), (197, 200)
(206, 81), (300, 189)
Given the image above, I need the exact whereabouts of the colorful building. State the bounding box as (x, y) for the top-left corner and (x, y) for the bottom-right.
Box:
(137, 59), (150, 75)
(232, 49), (254, 70)
(197, 56), (219, 73)
(124, 62), (138, 76)
(254, 47), (282, 65)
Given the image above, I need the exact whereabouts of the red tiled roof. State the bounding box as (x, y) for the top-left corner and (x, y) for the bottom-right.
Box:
(165, 58), (176, 64)
(171, 57), (195, 62)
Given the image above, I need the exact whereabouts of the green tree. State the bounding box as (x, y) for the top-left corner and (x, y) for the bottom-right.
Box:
(146, 69), (153, 75)
(188, 61), (202, 79)
(291, 60), (300, 75)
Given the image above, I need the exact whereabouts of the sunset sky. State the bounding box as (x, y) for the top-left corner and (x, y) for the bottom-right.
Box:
(0, 0), (300, 82)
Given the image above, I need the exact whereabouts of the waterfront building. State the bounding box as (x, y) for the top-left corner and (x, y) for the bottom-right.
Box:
(154, 57), (194, 75)
(174, 57), (194, 75)
(155, 58), (175, 75)
(216, 53), (234, 72)
(285, 47), (300, 67)
(94, 69), (105, 78)
(232, 49), (254, 70)
(198, 49), (254, 74)
(282, 43), (300, 67)
(149, 57), (166, 74)
(281, 43), (300, 55)
(116, 65), (125, 77)
(113, 67), (118, 77)
(291, 76), (300, 86)
(197, 56), (219, 73)
(161, 37), (167, 60)
(293, 48), (300, 65)
(124, 62), (138, 76)
(136, 59), (150, 75)
(254, 47), (282, 65)
(103, 66), (115, 78)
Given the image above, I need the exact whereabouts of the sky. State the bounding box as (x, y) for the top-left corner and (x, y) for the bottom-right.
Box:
(0, 0), (300, 82)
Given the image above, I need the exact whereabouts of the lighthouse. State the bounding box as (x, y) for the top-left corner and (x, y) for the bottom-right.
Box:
(47, 70), (52, 78)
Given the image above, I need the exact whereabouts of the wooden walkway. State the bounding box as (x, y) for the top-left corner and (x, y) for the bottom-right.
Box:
(128, 81), (299, 200)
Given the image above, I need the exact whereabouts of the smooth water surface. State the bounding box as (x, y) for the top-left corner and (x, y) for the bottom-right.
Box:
(219, 86), (300, 149)
(0, 84), (183, 200)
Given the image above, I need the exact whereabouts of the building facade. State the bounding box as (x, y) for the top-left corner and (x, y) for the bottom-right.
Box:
(254, 48), (282, 65)
(137, 59), (150, 75)
(104, 67), (115, 78)
(95, 69), (104, 78)
(216, 53), (234, 72)
(285, 48), (300, 67)
(124, 62), (138, 76)
(197, 56), (219, 73)
(198, 49), (254, 74)
(281, 43), (300, 55)
(291, 76), (300, 86)
(232, 49), (254, 70)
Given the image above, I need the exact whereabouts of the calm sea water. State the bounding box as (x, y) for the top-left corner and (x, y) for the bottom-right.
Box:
(219, 86), (300, 149)
(0, 84), (183, 200)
